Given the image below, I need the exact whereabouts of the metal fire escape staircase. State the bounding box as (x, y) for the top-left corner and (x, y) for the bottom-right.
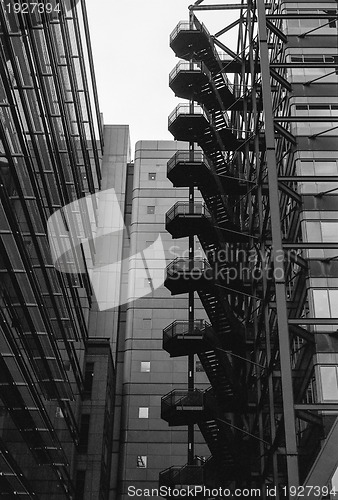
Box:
(161, 387), (249, 483)
(164, 206), (250, 479)
(161, 13), (262, 493)
(198, 415), (249, 480)
(169, 18), (264, 162)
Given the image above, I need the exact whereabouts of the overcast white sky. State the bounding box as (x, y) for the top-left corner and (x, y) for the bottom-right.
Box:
(86, 0), (238, 150)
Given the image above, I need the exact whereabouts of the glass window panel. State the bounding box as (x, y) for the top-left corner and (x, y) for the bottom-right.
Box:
(329, 290), (338, 316)
(16, 273), (35, 303)
(313, 289), (330, 317)
(317, 182), (338, 193)
(321, 222), (338, 242)
(288, 20), (300, 28)
(140, 362), (150, 372)
(304, 221), (321, 241)
(298, 161), (314, 175)
(320, 366), (338, 400)
(138, 407), (149, 419)
(2, 233), (24, 269)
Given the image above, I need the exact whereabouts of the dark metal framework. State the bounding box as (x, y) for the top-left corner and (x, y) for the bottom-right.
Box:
(161, 0), (338, 496)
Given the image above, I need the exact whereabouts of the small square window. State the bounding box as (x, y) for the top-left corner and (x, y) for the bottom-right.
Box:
(141, 361), (151, 372)
(147, 206), (155, 214)
(148, 173), (156, 180)
(137, 455), (147, 468)
(138, 407), (149, 418)
(143, 318), (152, 329)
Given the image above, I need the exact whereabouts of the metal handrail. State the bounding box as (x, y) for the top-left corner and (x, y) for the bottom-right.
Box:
(166, 257), (210, 275)
(162, 388), (204, 408)
(168, 103), (206, 127)
(169, 59), (233, 97)
(167, 150), (209, 175)
(160, 463), (205, 486)
(169, 60), (203, 82)
(166, 201), (211, 223)
(170, 20), (211, 43)
(163, 319), (210, 338)
(168, 102), (231, 129)
(169, 21), (233, 91)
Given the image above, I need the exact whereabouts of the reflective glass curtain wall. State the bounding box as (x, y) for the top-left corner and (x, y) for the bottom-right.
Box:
(0, 1), (103, 497)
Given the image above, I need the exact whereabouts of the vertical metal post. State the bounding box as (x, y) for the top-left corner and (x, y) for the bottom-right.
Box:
(256, 0), (299, 488)
(187, 10), (195, 467)
(246, 0), (280, 493)
(188, 183), (195, 465)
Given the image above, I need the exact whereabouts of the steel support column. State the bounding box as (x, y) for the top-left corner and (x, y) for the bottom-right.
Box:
(188, 11), (195, 465)
(256, 0), (299, 488)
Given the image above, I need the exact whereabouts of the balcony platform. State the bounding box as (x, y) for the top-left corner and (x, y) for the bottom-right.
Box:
(169, 62), (235, 109)
(169, 62), (209, 99)
(161, 389), (213, 426)
(164, 258), (212, 295)
(163, 320), (214, 357)
(159, 464), (206, 497)
(168, 109), (239, 150)
(167, 151), (211, 187)
(167, 151), (248, 194)
(170, 22), (210, 60)
(166, 202), (212, 239)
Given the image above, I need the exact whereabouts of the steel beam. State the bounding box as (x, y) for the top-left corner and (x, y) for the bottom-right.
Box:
(275, 116), (338, 122)
(282, 243), (338, 249)
(257, 0), (299, 488)
(289, 318), (338, 325)
(294, 404), (338, 411)
(190, 4), (247, 10)
(267, 14), (338, 20)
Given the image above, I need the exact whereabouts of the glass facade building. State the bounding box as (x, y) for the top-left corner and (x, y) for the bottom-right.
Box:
(0, 2), (114, 499)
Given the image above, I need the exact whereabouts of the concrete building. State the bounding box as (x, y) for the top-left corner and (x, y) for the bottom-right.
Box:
(112, 140), (210, 498)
